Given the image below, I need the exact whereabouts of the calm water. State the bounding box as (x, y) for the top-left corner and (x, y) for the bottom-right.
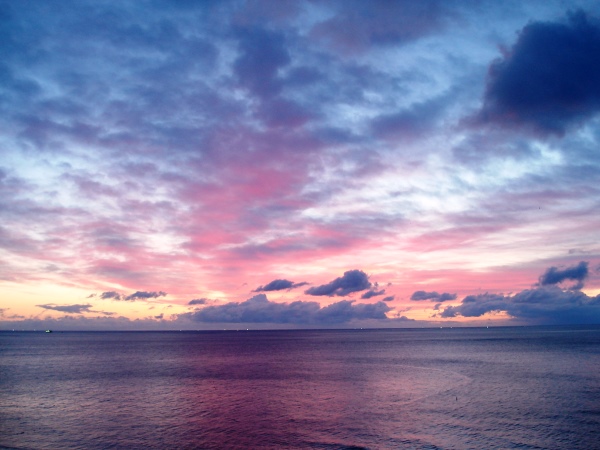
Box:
(1, 326), (599, 449)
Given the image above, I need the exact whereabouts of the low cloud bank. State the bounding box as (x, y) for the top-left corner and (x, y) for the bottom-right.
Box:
(182, 294), (390, 325)
(1, 315), (172, 331)
(440, 287), (600, 324)
(9, 261), (600, 329)
(440, 261), (600, 324)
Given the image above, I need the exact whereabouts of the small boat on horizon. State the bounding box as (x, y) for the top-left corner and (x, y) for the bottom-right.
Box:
(45, 330), (53, 333)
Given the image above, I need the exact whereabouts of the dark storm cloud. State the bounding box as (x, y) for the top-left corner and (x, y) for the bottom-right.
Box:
(361, 289), (386, 299)
(440, 287), (600, 325)
(37, 303), (94, 314)
(538, 261), (589, 286)
(124, 291), (167, 301)
(254, 279), (308, 292)
(382, 296), (395, 302)
(480, 10), (600, 134)
(305, 270), (372, 296)
(184, 294), (391, 325)
(410, 291), (457, 302)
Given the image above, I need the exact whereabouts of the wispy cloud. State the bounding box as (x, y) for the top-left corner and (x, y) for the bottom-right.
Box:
(124, 291), (167, 302)
(37, 304), (95, 314)
(410, 291), (457, 302)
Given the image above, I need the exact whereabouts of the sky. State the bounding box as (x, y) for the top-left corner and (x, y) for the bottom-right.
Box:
(2, 0), (600, 330)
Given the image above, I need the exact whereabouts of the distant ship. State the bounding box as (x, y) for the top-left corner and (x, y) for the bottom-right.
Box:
(45, 330), (53, 333)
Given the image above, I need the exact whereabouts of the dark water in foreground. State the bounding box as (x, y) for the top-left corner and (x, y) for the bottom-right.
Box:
(1, 326), (599, 449)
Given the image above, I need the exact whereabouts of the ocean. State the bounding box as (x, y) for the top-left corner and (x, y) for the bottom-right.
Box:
(1, 326), (599, 449)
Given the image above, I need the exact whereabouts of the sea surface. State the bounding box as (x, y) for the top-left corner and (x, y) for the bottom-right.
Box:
(1, 326), (599, 449)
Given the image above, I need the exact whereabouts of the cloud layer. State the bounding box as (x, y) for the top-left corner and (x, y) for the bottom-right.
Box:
(1, 1), (600, 329)
(8, 260), (600, 328)
(183, 294), (391, 325)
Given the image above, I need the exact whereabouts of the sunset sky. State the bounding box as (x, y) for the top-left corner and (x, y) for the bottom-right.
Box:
(2, 0), (600, 330)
